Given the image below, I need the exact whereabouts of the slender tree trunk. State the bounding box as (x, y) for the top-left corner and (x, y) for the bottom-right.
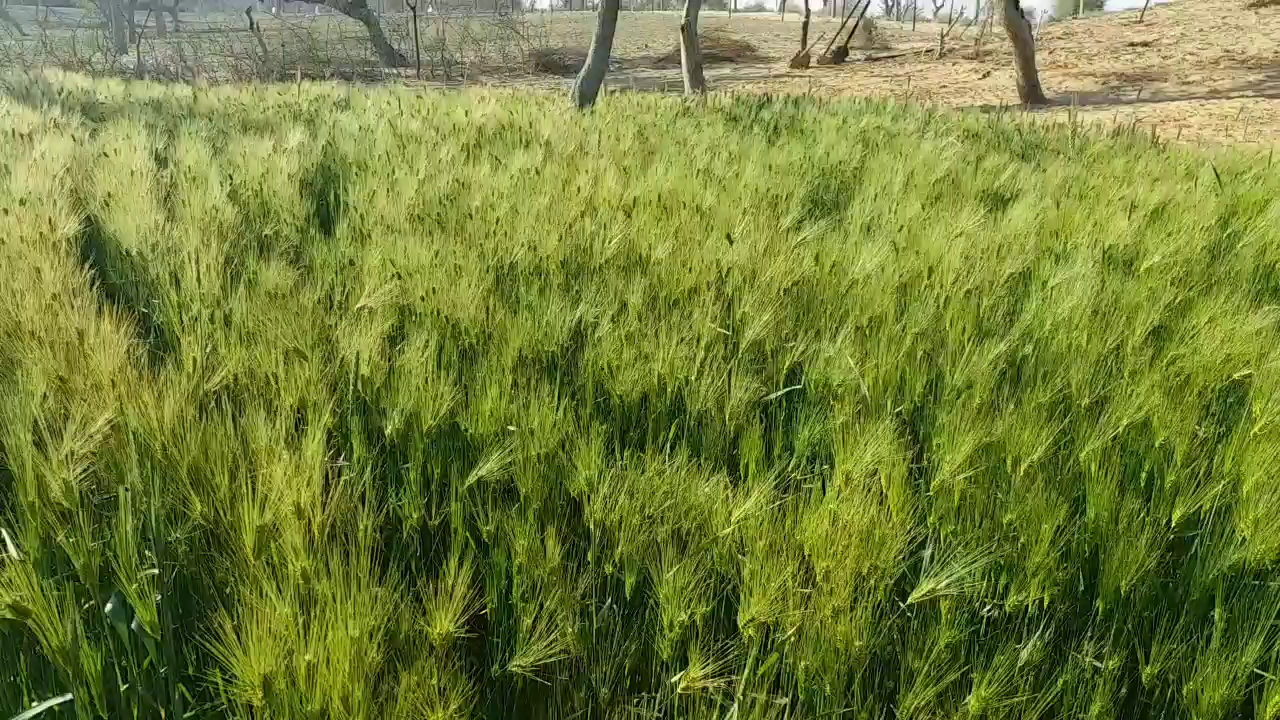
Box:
(1001, 0), (1047, 105)
(319, 0), (406, 67)
(679, 0), (705, 94)
(134, 6), (150, 78)
(162, 0), (177, 33)
(109, 0), (130, 54)
(797, 0), (810, 52)
(407, 0), (421, 77)
(571, 0), (619, 109)
(124, 0), (140, 43)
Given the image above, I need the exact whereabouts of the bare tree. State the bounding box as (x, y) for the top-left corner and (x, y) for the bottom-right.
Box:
(244, 6), (270, 69)
(331, 0), (406, 66)
(972, 0), (994, 57)
(107, 0), (130, 54)
(933, 0), (964, 55)
(1002, 0), (1047, 105)
(407, 0), (422, 77)
(134, 6), (152, 77)
(571, 0), (620, 108)
(319, 0), (405, 66)
(131, 0), (180, 36)
(679, 0), (705, 94)
(797, 0), (811, 53)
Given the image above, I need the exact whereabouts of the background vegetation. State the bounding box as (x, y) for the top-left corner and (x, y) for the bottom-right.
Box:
(1053, 0), (1106, 18)
(2, 73), (1280, 719)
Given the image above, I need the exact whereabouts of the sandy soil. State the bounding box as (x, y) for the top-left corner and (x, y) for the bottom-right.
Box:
(515, 0), (1280, 146)
(4, 0), (1275, 145)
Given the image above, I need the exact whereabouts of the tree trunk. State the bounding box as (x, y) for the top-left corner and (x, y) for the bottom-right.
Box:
(679, 0), (705, 94)
(570, 0), (620, 109)
(108, 0), (130, 54)
(797, 0), (809, 52)
(124, 0), (140, 43)
(316, 0), (406, 67)
(1001, 0), (1047, 105)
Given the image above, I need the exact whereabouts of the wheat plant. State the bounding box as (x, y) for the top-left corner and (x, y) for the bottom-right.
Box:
(1, 71), (1280, 719)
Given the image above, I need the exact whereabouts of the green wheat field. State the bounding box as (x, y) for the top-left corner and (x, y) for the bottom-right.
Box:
(2, 71), (1280, 720)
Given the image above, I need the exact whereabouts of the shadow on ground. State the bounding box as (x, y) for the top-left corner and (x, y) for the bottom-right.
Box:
(970, 62), (1280, 114)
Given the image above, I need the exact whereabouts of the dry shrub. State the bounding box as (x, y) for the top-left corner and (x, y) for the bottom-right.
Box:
(1246, 0), (1280, 8)
(647, 28), (766, 68)
(527, 45), (585, 76)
